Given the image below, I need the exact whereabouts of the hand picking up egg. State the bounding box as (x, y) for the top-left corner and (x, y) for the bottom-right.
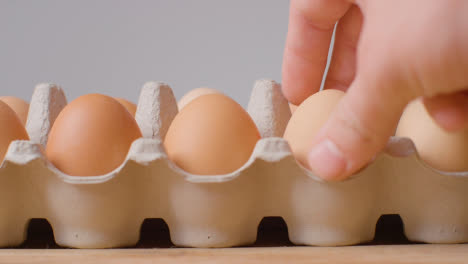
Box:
(46, 94), (142, 176)
(0, 96), (29, 125)
(178, 87), (221, 110)
(283, 89), (345, 171)
(165, 93), (260, 175)
(396, 99), (468, 172)
(0, 101), (29, 162)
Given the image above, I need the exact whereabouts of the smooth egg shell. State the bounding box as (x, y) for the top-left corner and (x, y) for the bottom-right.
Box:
(0, 101), (29, 162)
(178, 87), (221, 110)
(115, 97), (137, 117)
(396, 99), (468, 172)
(165, 93), (260, 175)
(46, 94), (142, 176)
(0, 96), (29, 125)
(283, 89), (345, 170)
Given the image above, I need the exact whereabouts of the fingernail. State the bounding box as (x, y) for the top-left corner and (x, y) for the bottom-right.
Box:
(307, 139), (347, 181)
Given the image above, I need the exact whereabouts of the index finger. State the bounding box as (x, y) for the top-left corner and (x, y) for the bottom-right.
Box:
(282, 0), (351, 105)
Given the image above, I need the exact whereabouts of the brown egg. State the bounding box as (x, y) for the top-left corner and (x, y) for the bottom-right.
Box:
(46, 94), (142, 176)
(0, 96), (29, 125)
(115, 97), (137, 116)
(396, 99), (468, 172)
(178, 87), (221, 110)
(283, 89), (345, 170)
(0, 101), (29, 162)
(165, 93), (260, 175)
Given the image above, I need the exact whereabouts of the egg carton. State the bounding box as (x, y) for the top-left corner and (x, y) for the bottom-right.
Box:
(1, 80), (468, 249)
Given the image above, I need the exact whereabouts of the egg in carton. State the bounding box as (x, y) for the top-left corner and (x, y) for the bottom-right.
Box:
(1, 80), (468, 248)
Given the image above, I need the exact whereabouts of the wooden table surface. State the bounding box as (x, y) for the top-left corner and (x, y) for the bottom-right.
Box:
(1, 245), (467, 264)
(1, 216), (466, 263)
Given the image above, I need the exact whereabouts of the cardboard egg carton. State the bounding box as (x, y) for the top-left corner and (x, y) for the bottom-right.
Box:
(1, 80), (468, 249)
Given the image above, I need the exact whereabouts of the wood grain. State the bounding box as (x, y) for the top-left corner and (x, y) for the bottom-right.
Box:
(0, 245), (467, 264)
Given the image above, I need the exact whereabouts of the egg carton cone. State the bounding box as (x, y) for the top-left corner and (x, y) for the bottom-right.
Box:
(1, 80), (468, 249)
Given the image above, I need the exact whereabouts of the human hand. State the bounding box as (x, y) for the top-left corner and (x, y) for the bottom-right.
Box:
(282, 0), (468, 181)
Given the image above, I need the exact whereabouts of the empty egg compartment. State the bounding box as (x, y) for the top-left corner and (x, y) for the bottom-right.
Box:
(0, 80), (467, 249)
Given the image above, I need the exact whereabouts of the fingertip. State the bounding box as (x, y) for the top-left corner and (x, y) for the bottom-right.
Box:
(428, 107), (467, 132)
(281, 32), (329, 105)
(281, 59), (320, 105)
(423, 93), (468, 132)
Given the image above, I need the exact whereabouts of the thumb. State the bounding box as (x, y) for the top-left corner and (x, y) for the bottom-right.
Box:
(307, 74), (414, 181)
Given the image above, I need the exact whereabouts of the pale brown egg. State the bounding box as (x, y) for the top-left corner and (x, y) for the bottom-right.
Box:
(46, 94), (142, 176)
(165, 93), (260, 175)
(115, 97), (137, 117)
(0, 96), (29, 125)
(283, 89), (345, 170)
(178, 87), (221, 110)
(396, 99), (468, 172)
(0, 101), (29, 162)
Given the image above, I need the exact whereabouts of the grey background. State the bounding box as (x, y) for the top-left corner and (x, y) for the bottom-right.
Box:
(0, 0), (291, 106)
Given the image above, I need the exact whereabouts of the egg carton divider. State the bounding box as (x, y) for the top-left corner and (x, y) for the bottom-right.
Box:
(0, 80), (467, 248)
